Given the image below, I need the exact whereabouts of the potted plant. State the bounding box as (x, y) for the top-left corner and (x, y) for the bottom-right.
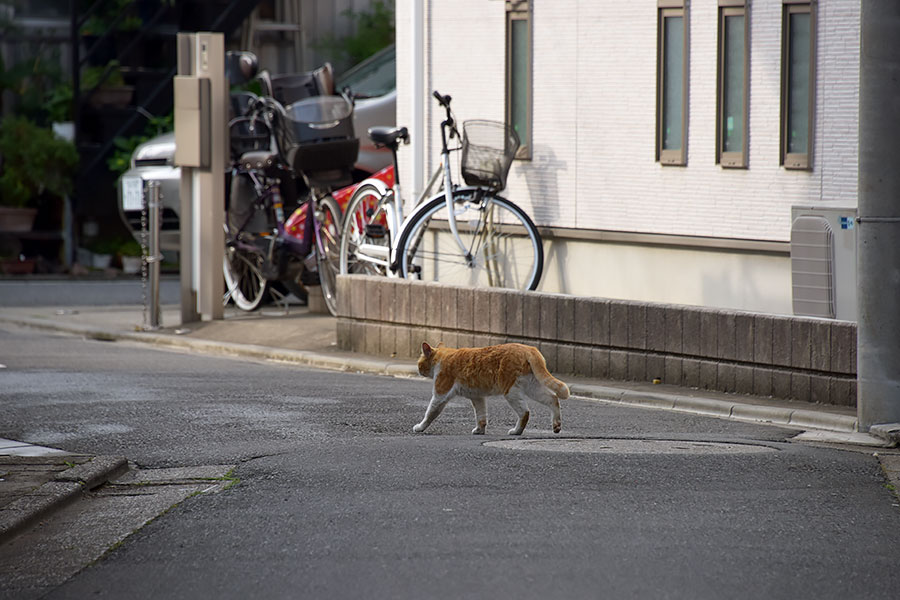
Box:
(118, 238), (143, 274)
(83, 60), (133, 108)
(0, 252), (36, 275)
(47, 81), (75, 141)
(86, 237), (121, 269)
(0, 116), (79, 231)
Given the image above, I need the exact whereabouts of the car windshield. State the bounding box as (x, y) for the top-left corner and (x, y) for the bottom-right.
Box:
(336, 44), (395, 99)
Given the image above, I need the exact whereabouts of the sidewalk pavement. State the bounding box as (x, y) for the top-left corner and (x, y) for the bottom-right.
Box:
(1, 300), (897, 546)
(0, 442), (127, 544)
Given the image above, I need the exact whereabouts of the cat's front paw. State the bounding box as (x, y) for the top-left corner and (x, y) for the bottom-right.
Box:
(413, 422), (427, 433)
(471, 426), (485, 435)
(553, 422), (561, 434)
(507, 427), (524, 436)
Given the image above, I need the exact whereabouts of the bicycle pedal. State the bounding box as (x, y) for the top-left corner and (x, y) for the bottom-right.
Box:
(365, 224), (387, 238)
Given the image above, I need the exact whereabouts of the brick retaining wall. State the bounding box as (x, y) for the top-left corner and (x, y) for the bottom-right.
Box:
(335, 275), (857, 407)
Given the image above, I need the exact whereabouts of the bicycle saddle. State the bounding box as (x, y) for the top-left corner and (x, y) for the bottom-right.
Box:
(368, 126), (409, 148)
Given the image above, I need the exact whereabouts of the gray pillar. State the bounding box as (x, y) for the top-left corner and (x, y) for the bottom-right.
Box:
(857, 1), (900, 429)
(174, 32), (226, 323)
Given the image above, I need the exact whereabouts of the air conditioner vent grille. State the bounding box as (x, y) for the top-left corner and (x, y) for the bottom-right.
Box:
(791, 215), (835, 318)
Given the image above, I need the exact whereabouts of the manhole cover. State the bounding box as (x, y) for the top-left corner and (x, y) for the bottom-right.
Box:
(484, 438), (777, 455)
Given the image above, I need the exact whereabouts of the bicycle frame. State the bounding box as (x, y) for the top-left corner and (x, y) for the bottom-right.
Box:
(229, 169), (316, 260)
(434, 99), (472, 260)
(349, 93), (475, 274)
(351, 164), (441, 273)
(229, 93), (336, 265)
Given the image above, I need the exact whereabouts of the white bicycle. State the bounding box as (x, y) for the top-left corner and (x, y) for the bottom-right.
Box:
(338, 91), (543, 290)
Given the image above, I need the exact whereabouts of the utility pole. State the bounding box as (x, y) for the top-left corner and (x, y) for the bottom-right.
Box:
(857, 1), (900, 429)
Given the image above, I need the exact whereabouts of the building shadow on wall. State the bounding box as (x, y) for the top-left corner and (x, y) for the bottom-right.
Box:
(514, 145), (568, 293)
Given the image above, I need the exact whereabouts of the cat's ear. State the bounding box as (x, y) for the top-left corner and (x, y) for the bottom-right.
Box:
(422, 342), (433, 358)
(436, 342), (445, 348)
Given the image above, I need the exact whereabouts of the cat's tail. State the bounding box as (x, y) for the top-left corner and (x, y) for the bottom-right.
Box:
(527, 348), (570, 400)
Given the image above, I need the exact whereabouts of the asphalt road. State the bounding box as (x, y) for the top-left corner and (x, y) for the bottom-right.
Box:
(0, 277), (181, 307)
(2, 323), (899, 599)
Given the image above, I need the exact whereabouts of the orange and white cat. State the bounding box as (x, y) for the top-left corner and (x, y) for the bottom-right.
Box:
(414, 342), (570, 435)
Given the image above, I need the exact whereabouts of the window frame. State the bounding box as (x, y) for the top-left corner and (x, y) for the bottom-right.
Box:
(506, 0), (532, 160)
(716, 1), (749, 168)
(656, 1), (689, 166)
(780, 0), (816, 170)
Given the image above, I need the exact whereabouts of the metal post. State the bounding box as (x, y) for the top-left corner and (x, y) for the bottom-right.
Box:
(857, 0), (900, 429)
(147, 181), (162, 330)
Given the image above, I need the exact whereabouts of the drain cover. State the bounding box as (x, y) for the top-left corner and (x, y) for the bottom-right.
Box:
(484, 438), (776, 455)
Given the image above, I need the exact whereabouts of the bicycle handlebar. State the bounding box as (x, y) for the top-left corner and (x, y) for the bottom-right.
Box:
(432, 90), (451, 107)
(432, 90), (458, 139)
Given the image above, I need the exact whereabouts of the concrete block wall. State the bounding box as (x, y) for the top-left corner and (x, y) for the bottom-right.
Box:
(336, 276), (857, 408)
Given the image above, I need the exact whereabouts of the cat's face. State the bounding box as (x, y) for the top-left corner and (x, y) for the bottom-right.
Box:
(417, 342), (436, 377)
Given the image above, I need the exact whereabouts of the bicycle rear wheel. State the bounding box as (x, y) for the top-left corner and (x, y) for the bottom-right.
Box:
(396, 190), (543, 291)
(315, 194), (343, 316)
(339, 181), (392, 277)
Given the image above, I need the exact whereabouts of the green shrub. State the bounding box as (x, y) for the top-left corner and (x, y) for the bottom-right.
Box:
(82, 60), (126, 90)
(118, 239), (142, 256)
(0, 116), (80, 207)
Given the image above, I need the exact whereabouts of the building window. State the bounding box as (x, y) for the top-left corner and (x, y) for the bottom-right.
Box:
(657, 1), (688, 166)
(717, 1), (749, 168)
(506, 0), (531, 159)
(781, 1), (816, 170)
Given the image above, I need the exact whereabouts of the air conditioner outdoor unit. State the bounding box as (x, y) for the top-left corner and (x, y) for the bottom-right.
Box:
(790, 202), (857, 321)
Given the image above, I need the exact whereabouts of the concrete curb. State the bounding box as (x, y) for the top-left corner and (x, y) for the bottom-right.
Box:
(569, 383), (859, 434)
(869, 423), (900, 446)
(0, 455), (128, 545)
(0, 314), (859, 435)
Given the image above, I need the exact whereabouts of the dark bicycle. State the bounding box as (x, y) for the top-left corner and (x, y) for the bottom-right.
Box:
(224, 90), (358, 315)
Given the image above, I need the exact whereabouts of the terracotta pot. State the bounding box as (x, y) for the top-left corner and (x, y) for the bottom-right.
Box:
(0, 207), (38, 232)
(88, 86), (135, 108)
(0, 257), (36, 275)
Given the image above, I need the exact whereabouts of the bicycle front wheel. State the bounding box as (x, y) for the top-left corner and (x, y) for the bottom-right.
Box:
(315, 194), (343, 316)
(396, 190), (543, 291)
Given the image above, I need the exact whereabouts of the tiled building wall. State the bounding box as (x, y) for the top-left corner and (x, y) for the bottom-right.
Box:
(395, 0), (860, 242)
(336, 276), (857, 407)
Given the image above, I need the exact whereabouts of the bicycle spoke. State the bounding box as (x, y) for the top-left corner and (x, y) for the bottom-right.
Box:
(340, 184), (391, 278)
(223, 243), (269, 311)
(399, 192), (542, 290)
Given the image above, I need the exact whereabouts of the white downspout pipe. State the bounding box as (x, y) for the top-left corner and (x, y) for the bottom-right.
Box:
(410, 0), (425, 199)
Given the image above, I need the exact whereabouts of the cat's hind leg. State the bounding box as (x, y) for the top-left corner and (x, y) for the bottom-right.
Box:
(550, 397), (561, 434)
(503, 389), (530, 436)
(470, 397), (487, 435)
(521, 377), (562, 434)
(413, 393), (452, 433)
